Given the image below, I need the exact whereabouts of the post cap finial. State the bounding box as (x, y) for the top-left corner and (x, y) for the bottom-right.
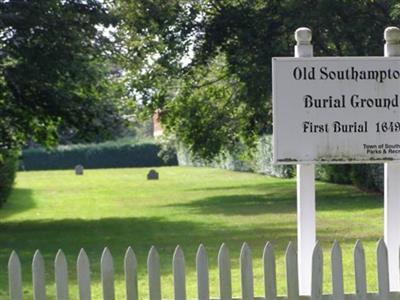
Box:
(384, 27), (400, 44)
(295, 27), (312, 45)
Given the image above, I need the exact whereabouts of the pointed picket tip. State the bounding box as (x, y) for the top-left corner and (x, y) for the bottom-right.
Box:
(355, 240), (364, 250)
(32, 250), (44, 269)
(240, 242), (252, 259)
(331, 240), (344, 300)
(377, 239), (387, 253)
(102, 247), (112, 260)
(240, 242), (251, 256)
(286, 241), (296, 256)
(197, 244), (207, 262)
(196, 243), (209, 300)
(77, 248), (90, 269)
(55, 249), (67, 263)
(173, 245), (185, 260)
(78, 248), (88, 259)
(264, 241), (273, 254)
(312, 241), (323, 258)
(263, 241), (277, 300)
(9, 250), (21, 267)
(32, 249), (46, 300)
(332, 240), (341, 252)
(8, 250), (23, 300)
(148, 246), (158, 257)
(125, 247), (137, 265)
(311, 241), (323, 291)
(354, 240), (367, 298)
(126, 246), (135, 256)
(33, 249), (43, 260)
(197, 244), (206, 255)
(354, 240), (365, 261)
(218, 243), (229, 256)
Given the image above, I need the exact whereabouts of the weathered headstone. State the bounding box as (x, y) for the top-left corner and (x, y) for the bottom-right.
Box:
(147, 169), (159, 180)
(75, 165), (84, 175)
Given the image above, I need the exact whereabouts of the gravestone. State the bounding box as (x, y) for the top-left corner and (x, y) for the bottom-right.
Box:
(147, 169), (159, 180)
(75, 165), (84, 175)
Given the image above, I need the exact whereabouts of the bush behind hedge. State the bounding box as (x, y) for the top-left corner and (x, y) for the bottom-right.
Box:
(22, 142), (177, 170)
(177, 135), (384, 192)
(177, 135), (294, 178)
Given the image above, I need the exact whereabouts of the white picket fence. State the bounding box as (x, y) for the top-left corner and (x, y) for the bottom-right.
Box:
(6, 239), (396, 300)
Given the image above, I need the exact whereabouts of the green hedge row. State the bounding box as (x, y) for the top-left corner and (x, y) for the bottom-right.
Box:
(317, 164), (383, 192)
(0, 154), (19, 206)
(177, 135), (295, 178)
(177, 135), (384, 192)
(22, 142), (178, 170)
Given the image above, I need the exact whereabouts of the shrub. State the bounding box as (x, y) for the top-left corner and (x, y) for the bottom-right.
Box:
(0, 153), (19, 206)
(177, 135), (294, 178)
(316, 164), (353, 184)
(316, 164), (383, 192)
(22, 141), (177, 170)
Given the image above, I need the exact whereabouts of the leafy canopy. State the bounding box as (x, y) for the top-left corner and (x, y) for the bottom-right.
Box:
(117, 0), (400, 159)
(0, 0), (128, 155)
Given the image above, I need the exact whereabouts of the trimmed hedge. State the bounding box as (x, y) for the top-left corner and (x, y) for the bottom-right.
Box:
(22, 142), (178, 170)
(0, 154), (19, 206)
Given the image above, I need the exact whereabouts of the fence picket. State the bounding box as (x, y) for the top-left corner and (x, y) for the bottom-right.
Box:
(311, 243), (323, 300)
(6, 239), (400, 300)
(240, 242), (254, 300)
(218, 243), (232, 300)
(101, 248), (115, 300)
(286, 242), (299, 300)
(77, 249), (91, 300)
(196, 244), (209, 300)
(354, 240), (367, 300)
(173, 245), (186, 300)
(8, 251), (22, 300)
(32, 250), (46, 300)
(263, 242), (277, 300)
(377, 239), (389, 299)
(147, 246), (161, 300)
(124, 247), (138, 300)
(331, 241), (344, 300)
(55, 250), (69, 300)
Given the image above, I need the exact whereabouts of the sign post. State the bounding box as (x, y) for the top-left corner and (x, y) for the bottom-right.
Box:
(294, 28), (315, 296)
(273, 26), (400, 294)
(384, 26), (400, 292)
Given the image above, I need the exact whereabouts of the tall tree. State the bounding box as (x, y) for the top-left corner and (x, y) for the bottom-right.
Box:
(117, 0), (399, 159)
(0, 0), (128, 157)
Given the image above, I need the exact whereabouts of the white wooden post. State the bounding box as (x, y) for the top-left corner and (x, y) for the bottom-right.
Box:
(384, 26), (400, 291)
(295, 27), (316, 296)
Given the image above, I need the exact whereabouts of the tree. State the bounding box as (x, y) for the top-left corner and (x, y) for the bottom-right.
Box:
(0, 0), (130, 157)
(116, 0), (399, 159)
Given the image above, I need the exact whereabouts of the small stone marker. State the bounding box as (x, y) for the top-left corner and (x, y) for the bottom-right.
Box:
(147, 169), (159, 180)
(75, 165), (84, 175)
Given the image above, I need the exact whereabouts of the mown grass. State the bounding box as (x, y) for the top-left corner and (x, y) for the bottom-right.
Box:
(0, 167), (383, 299)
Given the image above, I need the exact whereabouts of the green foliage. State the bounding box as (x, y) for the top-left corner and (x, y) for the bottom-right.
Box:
(317, 164), (384, 192)
(0, 153), (18, 207)
(116, 0), (399, 159)
(0, 0), (131, 151)
(177, 134), (294, 178)
(22, 140), (177, 170)
(316, 165), (353, 184)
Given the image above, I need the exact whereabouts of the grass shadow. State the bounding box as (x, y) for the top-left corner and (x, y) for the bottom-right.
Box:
(168, 182), (382, 216)
(0, 188), (36, 219)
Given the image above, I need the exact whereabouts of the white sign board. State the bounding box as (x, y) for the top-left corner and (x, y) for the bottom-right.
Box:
(273, 57), (400, 164)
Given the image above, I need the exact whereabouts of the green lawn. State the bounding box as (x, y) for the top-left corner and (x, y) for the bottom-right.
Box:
(0, 167), (383, 299)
